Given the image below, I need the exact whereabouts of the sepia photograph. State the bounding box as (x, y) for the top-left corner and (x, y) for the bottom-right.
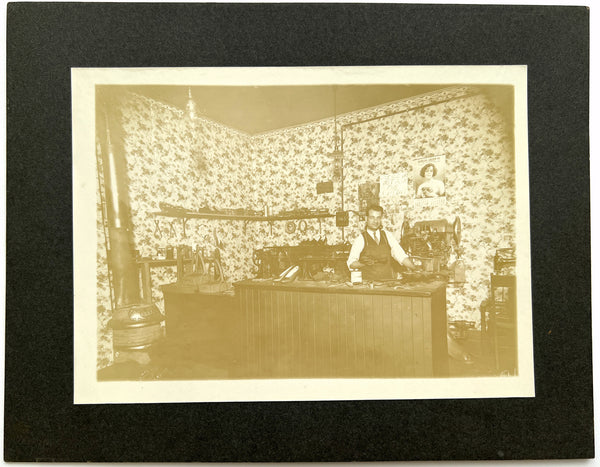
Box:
(73, 66), (533, 403)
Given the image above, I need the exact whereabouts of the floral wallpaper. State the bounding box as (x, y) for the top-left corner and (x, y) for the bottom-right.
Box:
(96, 92), (261, 368)
(96, 86), (515, 369)
(253, 87), (515, 326)
(96, 142), (113, 369)
(121, 93), (260, 286)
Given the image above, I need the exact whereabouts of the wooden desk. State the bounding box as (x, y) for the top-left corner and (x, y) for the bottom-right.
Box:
(161, 283), (239, 366)
(234, 279), (448, 378)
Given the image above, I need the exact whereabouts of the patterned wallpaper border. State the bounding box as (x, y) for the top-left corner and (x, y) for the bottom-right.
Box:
(252, 86), (477, 138)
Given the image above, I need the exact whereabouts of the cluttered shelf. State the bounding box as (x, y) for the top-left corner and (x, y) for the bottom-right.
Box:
(151, 203), (335, 236)
(151, 202), (335, 222)
(151, 210), (334, 222)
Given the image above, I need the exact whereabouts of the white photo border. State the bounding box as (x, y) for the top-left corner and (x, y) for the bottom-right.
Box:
(73, 66), (533, 404)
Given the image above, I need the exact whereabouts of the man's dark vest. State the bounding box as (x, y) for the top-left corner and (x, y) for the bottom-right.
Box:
(359, 230), (394, 281)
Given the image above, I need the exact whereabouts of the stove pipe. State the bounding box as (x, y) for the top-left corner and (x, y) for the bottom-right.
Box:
(98, 92), (163, 355)
(100, 104), (141, 306)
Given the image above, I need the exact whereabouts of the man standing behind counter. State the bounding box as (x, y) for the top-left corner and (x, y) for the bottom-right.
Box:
(347, 205), (416, 281)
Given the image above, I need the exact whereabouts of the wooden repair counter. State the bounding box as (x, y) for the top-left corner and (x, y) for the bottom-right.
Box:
(234, 279), (449, 378)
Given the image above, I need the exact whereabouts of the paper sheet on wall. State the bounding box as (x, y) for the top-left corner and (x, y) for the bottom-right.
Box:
(379, 172), (408, 199)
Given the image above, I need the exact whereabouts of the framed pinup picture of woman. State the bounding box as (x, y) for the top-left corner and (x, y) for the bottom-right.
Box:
(414, 155), (446, 207)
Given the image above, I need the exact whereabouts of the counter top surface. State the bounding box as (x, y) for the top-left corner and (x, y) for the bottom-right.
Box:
(161, 282), (235, 296)
(234, 278), (446, 297)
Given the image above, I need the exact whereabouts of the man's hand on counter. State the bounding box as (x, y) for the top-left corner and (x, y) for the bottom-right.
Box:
(349, 259), (376, 269)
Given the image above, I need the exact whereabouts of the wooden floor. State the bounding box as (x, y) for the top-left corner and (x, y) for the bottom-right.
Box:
(98, 324), (513, 381)
(448, 329), (514, 377)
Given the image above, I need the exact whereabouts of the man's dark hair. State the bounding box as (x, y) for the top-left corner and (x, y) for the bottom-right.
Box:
(366, 204), (384, 216)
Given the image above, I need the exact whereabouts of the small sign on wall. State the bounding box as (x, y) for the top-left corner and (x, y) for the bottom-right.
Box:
(380, 172), (408, 200)
(358, 181), (380, 212)
(316, 181), (334, 194)
(335, 211), (349, 227)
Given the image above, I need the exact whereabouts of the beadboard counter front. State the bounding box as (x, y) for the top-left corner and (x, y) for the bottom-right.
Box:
(234, 279), (449, 378)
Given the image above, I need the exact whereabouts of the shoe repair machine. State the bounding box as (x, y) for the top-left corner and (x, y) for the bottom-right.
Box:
(400, 216), (464, 282)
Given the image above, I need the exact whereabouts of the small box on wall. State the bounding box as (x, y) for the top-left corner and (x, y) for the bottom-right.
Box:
(336, 211), (349, 227)
(316, 181), (334, 194)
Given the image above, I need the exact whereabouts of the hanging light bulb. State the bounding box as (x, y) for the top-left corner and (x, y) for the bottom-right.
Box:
(329, 86), (343, 180)
(331, 114), (342, 159)
(185, 87), (197, 120)
(332, 87), (341, 157)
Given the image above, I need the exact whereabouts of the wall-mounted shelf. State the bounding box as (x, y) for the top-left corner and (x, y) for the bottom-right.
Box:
(151, 211), (333, 221)
(151, 211), (335, 236)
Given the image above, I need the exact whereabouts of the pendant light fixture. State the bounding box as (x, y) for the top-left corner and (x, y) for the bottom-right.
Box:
(330, 86), (343, 180)
(328, 85), (346, 240)
(185, 87), (197, 120)
(183, 86), (208, 171)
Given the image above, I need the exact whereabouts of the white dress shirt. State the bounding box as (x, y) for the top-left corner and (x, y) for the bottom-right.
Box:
(346, 228), (409, 269)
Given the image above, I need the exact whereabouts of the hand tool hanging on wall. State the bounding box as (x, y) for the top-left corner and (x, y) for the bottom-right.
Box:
(153, 218), (162, 239)
(285, 221), (296, 234)
(298, 220), (308, 233)
(213, 228), (224, 249)
(168, 221), (177, 238)
(181, 218), (189, 238)
(453, 216), (462, 249)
